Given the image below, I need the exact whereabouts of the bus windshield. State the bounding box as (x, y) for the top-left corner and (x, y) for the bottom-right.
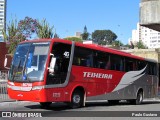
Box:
(9, 42), (50, 82)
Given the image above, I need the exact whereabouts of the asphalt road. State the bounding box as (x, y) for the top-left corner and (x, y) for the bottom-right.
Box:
(0, 99), (160, 120)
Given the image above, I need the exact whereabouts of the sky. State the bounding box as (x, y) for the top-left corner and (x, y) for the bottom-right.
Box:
(7, 0), (140, 44)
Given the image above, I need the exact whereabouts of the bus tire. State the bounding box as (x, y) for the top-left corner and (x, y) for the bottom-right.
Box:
(70, 89), (84, 109)
(40, 102), (52, 108)
(135, 91), (143, 105)
(129, 91), (143, 105)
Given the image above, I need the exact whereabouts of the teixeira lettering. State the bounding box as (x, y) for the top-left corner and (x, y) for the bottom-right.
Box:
(83, 72), (113, 79)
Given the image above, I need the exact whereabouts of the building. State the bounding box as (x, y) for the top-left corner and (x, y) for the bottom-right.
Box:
(129, 23), (140, 45)
(0, 0), (6, 42)
(122, 48), (160, 62)
(75, 32), (82, 38)
(129, 23), (160, 48)
(66, 32), (82, 39)
(140, 0), (160, 32)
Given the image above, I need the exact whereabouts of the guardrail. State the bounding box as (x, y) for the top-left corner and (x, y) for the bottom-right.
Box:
(0, 70), (12, 102)
(0, 81), (11, 101)
(0, 70), (8, 80)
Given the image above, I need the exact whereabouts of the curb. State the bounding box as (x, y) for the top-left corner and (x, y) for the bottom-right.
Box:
(0, 100), (30, 104)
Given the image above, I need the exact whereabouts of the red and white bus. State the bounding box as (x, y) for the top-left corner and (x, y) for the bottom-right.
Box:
(7, 38), (159, 108)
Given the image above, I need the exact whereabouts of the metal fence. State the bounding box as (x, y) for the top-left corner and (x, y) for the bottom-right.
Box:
(0, 70), (8, 80)
(0, 70), (12, 102)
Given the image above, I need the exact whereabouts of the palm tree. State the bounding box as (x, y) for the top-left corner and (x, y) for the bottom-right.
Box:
(2, 19), (18, 42)
(37, 19), (54, 39)
(2, 19), (25, 54)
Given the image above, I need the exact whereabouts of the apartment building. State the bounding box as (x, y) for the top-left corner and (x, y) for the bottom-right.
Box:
(0, 0), (6, 42)
(129, 23), (160, 48)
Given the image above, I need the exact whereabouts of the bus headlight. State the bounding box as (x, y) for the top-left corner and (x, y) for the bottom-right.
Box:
(7, 84), (11, 88)
(32, 86), (44, 90)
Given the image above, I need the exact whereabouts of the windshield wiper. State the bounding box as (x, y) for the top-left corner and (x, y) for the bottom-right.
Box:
(22, 44), (32, 82)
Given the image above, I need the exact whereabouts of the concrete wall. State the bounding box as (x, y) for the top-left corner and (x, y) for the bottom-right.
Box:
(140, 0), (160, 31)
(122, 48), (160, 63)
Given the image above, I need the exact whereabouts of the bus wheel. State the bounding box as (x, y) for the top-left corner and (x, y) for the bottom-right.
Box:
(135, 91), (143, 105)
(70, 90), (84, 109)
(129, 91), (143, 105)
(40, 102), (52, 108)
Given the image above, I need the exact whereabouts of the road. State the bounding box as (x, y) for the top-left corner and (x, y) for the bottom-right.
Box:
(0, 99), (160, 120)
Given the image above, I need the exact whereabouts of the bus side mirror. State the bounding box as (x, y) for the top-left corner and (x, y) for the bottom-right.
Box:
(4, 55), (11, 69)
(48, 54), (56, 73)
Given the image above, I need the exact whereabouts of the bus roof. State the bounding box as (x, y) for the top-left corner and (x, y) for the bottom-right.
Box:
(19, 38), (157, 63)
(19, 38), (72, 44)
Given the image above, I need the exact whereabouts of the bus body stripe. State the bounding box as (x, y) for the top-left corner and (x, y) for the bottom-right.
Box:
(112, 65), (147, 92)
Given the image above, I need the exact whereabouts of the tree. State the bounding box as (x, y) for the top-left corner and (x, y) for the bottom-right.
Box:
(3, 17), (55, 53)
(92, 30), (117, 45)
(2, 19), (25, 54)
(3, 17), (39, 54)
(112, 40), (123, 47)
(54, 33), (59, 38)
(64, 37), (83, 42)
(81, 25), (89, 40)
(54, 29), (59, 38)
(124, 44), (132, 48)
(135, 41), (147, 49)
(37, 19), (54, 38)
(18, 16), (39, 39)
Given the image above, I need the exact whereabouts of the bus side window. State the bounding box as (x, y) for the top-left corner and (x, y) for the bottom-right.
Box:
(120, 59), (124, 71)
(137, 61), (146, 71)
(148, 62), (157, 75)
(73, 57), (80, 66)
(97, 61), (105, 69)
(73, 46), (93, 67)
(153, 63), (157, 75)
(93, 51), (110, 69)
(80, 59), (87, 66)
(110, 55), (124, 71)
(86, 54), (93, 67)
(105, 61), (110, 69)
(125, 58), (137, 72)
(133, 62), (137, 70)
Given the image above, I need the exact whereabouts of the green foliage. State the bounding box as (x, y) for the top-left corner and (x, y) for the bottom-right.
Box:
(54, 33), (59, 38)
(8, 40), (20, 54)
(92, 30), (117, 45)
(2, 19), (26, 54)
(2, 19), (18, 42)
(37, 19), (54, 39)
(112, 40), (123, 47)
(81, 32), (89, 40)
(64, 37), (83, 42)
(81, 25), (90, 40)
(135, 41), (147, 49)
(123, 44), (132, 48)
(3, 17), (53, 54)
(18, 16), (39, 39)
